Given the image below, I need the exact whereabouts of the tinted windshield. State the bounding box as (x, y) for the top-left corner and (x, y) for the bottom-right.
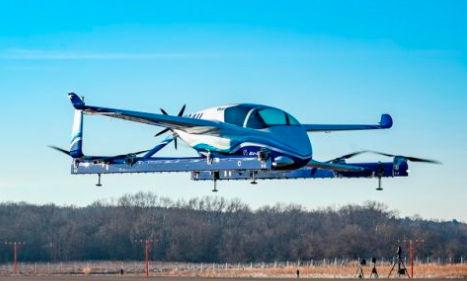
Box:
(224, 105), (255, 126)
(287, 114), (300, 125)
(246, 108), (300, 129)
(259, 108), (287, 125)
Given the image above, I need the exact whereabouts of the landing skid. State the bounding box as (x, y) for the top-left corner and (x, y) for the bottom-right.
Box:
(71, 157), (408, 191)
(194, 160), (409, 192)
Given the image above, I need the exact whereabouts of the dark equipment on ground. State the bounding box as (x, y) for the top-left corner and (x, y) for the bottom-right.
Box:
(388, 246), (410, 279)
(370, 257), (379, 278)
(356, 259), (366, 279)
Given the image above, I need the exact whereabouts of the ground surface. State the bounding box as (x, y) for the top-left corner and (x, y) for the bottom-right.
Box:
(0, 277), (466, 281)
(1, 263), (466, 279)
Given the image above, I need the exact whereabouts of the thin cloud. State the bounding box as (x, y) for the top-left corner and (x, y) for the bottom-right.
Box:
(0, 49), (225, 60)
(2, 48), (455, 61)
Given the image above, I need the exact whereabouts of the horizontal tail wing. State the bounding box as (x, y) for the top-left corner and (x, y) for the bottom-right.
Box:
(69, 93), (85, 110)
(302, 114), (393, 133)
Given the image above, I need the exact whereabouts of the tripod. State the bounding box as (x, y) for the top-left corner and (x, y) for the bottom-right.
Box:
(388, 246), (410, 279)
(370, 257), (379, 278)
(355, 259), (366, 279)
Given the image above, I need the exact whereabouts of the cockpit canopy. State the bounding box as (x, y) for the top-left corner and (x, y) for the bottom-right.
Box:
(224, 104), (300, 129)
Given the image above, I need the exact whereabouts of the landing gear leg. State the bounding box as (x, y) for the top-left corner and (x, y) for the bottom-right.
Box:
(376, 162), (384, 191)
(251, 171), (257, 185)
(376, 176), (383, 191)
(212, 171), (219, 192)
(96, 173), (103, 187)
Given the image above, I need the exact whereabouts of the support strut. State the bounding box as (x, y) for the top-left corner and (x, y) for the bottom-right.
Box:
(376, 176), (383, 191)
(376, 162), (384, 191)
(96, 173), (103, 187)
(251, 171), (258, 185)
(212, 171), (219, 192)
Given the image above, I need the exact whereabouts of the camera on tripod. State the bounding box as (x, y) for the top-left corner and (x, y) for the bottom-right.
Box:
(388, 246), (409, 278)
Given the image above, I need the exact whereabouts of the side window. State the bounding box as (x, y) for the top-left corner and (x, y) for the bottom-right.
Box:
(246, 110), (267, 129)
(224, 106), (252, 126)
(258, 109), (287, 126)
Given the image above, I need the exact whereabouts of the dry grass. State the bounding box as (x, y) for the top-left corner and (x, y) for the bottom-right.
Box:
(162, 263), (467, 279)
(1, 262), (467, 278)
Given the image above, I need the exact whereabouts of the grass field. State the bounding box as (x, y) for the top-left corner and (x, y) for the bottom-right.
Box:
(1, 277), (467, 281)
(163, 264), (467, 278)
(2, 278), (467, 281)
(1, 262), (467, 278)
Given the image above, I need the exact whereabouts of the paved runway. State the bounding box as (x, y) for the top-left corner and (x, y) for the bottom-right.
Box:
(0, 277), (465, 281)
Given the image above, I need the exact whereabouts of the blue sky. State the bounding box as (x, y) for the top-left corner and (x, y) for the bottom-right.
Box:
(1, 1), (466, 220)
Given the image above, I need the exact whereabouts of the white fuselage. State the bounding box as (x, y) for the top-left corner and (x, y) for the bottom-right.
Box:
(175, 104), (313, 169)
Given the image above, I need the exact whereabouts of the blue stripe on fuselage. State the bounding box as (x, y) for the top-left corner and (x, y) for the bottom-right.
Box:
(193, 143), (311, 170)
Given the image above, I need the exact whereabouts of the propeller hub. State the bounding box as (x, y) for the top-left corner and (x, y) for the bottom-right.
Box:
(155, 104), (186, 150)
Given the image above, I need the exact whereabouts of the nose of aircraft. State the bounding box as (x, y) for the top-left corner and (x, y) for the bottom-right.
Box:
(266, 126), (312, 159)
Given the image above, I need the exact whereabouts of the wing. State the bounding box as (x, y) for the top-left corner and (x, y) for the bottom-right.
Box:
(68, 93), (222, 135)
(302, 114), (393, 133)
(306, 159), (367, 172)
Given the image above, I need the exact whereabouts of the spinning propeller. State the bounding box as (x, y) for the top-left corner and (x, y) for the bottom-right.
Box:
(364, 151), (441, 164)
(49, 146), (72, 156)
(155, 104), (186, 150)
(327, 150), (441, 164)
(326, 150), (440, 191)
(326, 151), (367, 163)
(49, 146), (149, 164)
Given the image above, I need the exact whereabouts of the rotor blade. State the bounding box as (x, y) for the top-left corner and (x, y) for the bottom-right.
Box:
(326, 151), (367, 163)
(160, 108), (168, 115)
(307, 159), (367, 172)
(328, 150), (441, 164)
(100, 149), (150, 162)
(367, 150), (442, 164)
(126, 149), (150, 156)
(155, 127), (171, 137)
(403, 157), (442, 164)
(367, 151), (395, 158)
(49, 146), (71, 156)
(178, 104), (186, 117)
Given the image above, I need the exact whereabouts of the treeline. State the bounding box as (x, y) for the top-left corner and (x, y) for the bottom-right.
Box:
(0, 192), (466, 263)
